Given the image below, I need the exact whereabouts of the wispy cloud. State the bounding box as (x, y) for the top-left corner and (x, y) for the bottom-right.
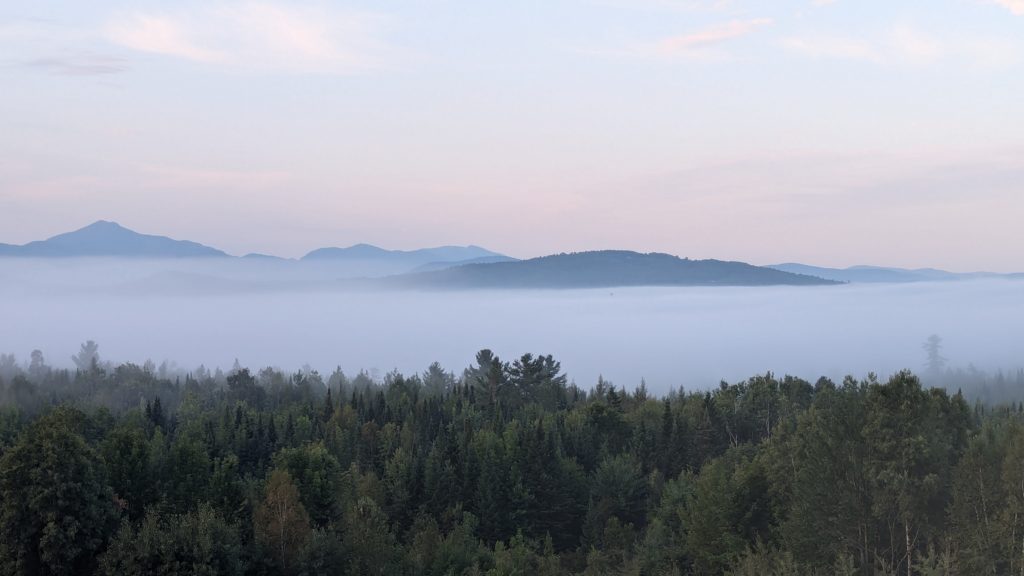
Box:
(591, 0), (736, 12)
(138, 164), (294, 190)
(107, 14), (223, 63)
(0, 20), (127, 79)
(24, 55), (128, 76)
(991, 0), (1024, 15)
(888, 26), (943, 61)
(104, 2), (394, 74)
(580, 17), (772, 60)
(781, 34), (880, 62)
(782, 27), (1017, 68)
(654, 18), (772, 55)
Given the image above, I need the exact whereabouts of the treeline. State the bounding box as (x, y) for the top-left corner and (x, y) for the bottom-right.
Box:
(0, 347), (1023, 575)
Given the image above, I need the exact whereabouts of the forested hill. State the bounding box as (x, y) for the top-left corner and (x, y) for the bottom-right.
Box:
(394, 250), (836, 288)
(0, 349), (1020, 575)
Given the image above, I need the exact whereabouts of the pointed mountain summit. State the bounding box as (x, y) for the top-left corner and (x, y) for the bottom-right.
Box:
(0, 220), (228, 258)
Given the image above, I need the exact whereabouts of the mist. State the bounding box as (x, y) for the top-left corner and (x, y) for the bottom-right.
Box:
(0, 258), (1020, 394)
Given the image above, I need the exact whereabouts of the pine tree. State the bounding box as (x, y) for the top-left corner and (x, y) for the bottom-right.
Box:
(323, 387), (334, 422)
(150, 396), (165, 429)
(267, 415), (278, 447)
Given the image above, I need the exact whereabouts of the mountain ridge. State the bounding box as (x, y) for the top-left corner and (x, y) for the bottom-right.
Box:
(392, 250), (837, 289)
(302, 243), (503, 263)
(767, 262), (1006, 283)
(0, 220), (228, 258)
(2, 223), (1018, 286)
(0, 221), (506, 265)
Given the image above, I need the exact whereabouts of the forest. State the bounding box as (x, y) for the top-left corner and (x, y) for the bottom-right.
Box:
(1, 344), (1023, 575)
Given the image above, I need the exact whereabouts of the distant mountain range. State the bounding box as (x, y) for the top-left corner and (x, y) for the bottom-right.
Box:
(393, 251), (836, 289)
(303, 243), (504, 266)
(0, 220), (228, 258)
(0, 221), (504, 270)
(767, 263), (1011, 283)
(0, 222), (1018, 290)
(410, 256), (519, 273)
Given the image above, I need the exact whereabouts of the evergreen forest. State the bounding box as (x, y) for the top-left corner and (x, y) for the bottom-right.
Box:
(1, 344), (1023, 575)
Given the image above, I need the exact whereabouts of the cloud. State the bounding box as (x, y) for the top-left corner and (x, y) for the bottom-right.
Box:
(577, 17), (772, 59)
(888, 26), (943, 61)
(591, 0), (736, 11)
(138, 164), (294, 191)
(991, 0), (1024, 15)
(781, 34), (878, 62)
(106, 14), (224, 63)
(0, 20), (127, 77)
(654, 18), (773, 55)
(782, 27), (1016, 68)
(104, 2), (393, 74)
(24, 55), (128, 76)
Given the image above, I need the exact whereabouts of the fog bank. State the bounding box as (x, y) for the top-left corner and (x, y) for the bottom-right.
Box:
(0, 259), (1020, 393)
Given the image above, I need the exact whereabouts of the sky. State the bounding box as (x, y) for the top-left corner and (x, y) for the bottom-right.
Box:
(1, 0), (1023, 271)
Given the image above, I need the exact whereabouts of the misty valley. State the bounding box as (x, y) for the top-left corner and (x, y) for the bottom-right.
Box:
(5, 0), (1023, 572)
(2, 249), (1024, 575)
(2, 220), (1024, 575)
(2, 262), (1022, 396)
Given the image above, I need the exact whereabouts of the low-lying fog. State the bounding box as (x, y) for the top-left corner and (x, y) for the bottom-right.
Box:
(0, 259), (1021, 394)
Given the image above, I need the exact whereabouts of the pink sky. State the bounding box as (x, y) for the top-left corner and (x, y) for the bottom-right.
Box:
(2, 0), (1023, 271)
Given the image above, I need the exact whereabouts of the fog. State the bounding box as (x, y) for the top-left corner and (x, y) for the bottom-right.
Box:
(0, 258), (1021, 394)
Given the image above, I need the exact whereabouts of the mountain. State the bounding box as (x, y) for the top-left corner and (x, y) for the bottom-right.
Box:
(0, 224), (509, 271)
(410, 255), (519, 273)
(393, 251), (836, 289)
(0, 221), (228, 258)
(241, 253), (290, 261)
(303, 243), (502, 263)
(302, 243), (506, 267)
(768, 263), (1004, 283)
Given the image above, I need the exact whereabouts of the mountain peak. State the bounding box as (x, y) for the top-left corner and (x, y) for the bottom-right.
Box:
(87, 219), (121, 227)
(66, 220), (132, 236)
(1, 221), (229, 258)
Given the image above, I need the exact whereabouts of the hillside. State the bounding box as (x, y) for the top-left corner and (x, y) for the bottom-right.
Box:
(768, 262), (1004, 283)
(410, 255), (519, 273)
(396, 250), (836, 289)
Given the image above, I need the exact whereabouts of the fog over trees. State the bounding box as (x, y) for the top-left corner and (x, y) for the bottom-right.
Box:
(1, 255), (1022, 575)
(0, 345), (1022, 575)
(4, 0), (1021, 570)
(1, 257), (1021, 394)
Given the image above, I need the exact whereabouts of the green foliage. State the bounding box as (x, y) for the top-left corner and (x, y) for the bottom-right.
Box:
(683, 447), (774, 574)
(0, 407), (119, 575)
(341, 497), (404, 575)
(272, 442), (344, 527)
(99, 504), (243, 576)
(102, 424), (154, 519)
(296, 528), (345, 576)
(0, 352), (1018, 575)
(254, 469), (311, 572)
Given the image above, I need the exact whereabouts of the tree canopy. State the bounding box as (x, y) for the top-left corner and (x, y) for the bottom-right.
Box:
(0, 349), (1019, 575)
